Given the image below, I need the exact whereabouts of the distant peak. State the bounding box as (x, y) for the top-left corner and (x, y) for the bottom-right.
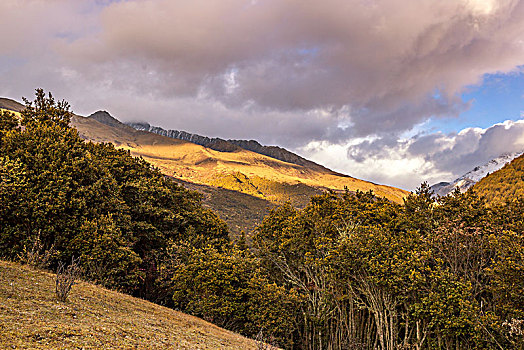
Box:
(0, 97), (25, 112)
(430, 150), (524, 197)
(88, 110), (126, 128)
(88, 110), (112, 118)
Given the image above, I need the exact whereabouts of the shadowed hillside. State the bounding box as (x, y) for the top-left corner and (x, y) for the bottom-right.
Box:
(173, 178), (277, 236)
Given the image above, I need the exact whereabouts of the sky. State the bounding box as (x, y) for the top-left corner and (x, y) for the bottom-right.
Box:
(1, 0), (523, 190)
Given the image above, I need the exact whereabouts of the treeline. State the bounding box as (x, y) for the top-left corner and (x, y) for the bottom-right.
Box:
(250, 188), (524, 349)
(1, 91), (523, 349)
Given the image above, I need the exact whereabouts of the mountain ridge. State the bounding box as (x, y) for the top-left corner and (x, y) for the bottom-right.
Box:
(430, 151), (524, 197)
(128, 121), (333, 172)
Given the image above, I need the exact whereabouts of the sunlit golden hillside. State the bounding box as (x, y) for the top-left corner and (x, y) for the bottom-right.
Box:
(0, 98), (408, 206)
(72, 113), (408, 203)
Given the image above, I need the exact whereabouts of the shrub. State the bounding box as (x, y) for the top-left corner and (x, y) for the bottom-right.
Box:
(55, 257), (81, 302)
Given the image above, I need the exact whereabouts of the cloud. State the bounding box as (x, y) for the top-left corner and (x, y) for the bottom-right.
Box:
(3, 0), (524, 143)
(60, 0), (524, 139)
(0, 1), (96, 56)
(300, 119), (524, 190)
(69, 90), (349, 148)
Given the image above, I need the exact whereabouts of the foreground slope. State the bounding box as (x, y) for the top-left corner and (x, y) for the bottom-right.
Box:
(473, 152), (524, 204)
(0, 260), (259, 350)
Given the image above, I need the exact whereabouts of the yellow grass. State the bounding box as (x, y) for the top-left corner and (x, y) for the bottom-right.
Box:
(0, 108), (21, 119)
(71, 115), (409, 204)
(0, 260), (260, 349)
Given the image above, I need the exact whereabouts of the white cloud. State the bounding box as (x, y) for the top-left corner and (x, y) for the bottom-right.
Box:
(465, 0), (498, 15)
(299, 119), (524, 190)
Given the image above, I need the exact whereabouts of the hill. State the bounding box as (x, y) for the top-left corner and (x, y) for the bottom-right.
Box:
(75, 111), (408, 203)
(0, 260), (260, 349)
(0, 96), (408, 234)
(473, 152), (524, 204)
(431, 152), (523, 197)
(0, 97), (24, 112)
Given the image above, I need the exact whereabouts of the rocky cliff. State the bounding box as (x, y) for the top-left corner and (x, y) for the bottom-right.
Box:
(128, 122), (328, 170)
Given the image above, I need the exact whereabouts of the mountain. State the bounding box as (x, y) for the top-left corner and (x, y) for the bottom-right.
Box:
(0, 260), (260, 349)
(87, 113), (407, 203)
(128, 122), (332, 170)
(430, 152), (524, 197)
(473, 152), (524, 204)
(0, 97), (25, 112)
(0, 97), (409, 233)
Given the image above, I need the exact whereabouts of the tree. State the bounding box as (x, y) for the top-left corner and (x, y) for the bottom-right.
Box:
(21, 88), (71, 127)
(170, 245), (299, 347)
(0, 89), (230, 298)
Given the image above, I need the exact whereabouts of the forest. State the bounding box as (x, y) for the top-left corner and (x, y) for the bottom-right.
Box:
(0, 90), (523, 349)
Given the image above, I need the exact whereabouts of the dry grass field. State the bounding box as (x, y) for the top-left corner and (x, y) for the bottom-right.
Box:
(70, 114), (409, 204)
(0, 260), (260, 350)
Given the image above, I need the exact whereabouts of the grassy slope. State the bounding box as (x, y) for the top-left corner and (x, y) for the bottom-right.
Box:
(473, 153), (524, 204)
(0, 97), (408, 203)
(0, 260), (259, 350)
(173, 178), (277, 237)
(70, 115), (409, 204)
